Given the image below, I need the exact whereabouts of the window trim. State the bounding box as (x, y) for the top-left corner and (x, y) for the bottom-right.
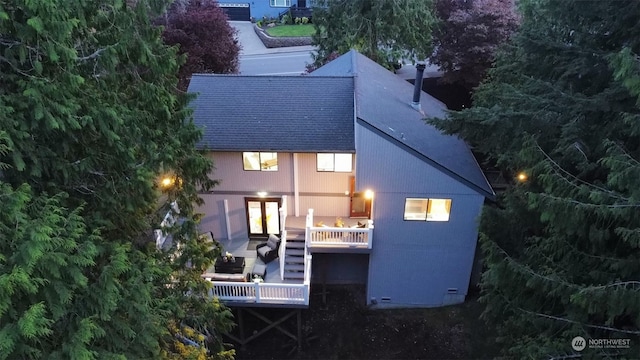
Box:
(316, 153), (353, 173)
(270, 0), (291, 7)
(403, 198), (452, 222)
(242, 152), (278, 172)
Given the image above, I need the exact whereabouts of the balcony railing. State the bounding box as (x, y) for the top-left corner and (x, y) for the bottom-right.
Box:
(305, 209), (373, 250)
(308, 227), (373, 249)
(208, 281), (310, 306)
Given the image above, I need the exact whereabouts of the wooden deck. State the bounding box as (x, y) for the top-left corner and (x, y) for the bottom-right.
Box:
(202, 213), (372, 307)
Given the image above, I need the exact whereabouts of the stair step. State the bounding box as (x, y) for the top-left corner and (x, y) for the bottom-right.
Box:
(284, 273), (305, 280)
(285, 264), (305, 272)
(285, 260), (304, 266)
(286, 249), (304, 256)
(286, 242), (305, 249)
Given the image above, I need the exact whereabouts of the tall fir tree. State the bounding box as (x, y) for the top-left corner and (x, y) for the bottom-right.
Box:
(0, 1), (234, 358)
(430, 0), (640, 357)
(310, 0), (437, 69)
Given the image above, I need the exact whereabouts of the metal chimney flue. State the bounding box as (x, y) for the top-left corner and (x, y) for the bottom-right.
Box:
(411, 63), (426, 112)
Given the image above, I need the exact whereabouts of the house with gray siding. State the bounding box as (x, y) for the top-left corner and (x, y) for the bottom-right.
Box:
(187, 50), (494, 309)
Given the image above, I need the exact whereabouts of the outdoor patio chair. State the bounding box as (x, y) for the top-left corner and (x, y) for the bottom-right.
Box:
(256, 234), (281, 263)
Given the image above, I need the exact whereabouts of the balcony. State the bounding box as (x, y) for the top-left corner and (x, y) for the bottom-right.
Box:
(297, 209), (374, 252)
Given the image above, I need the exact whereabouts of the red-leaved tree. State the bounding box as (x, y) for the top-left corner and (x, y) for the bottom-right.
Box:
(431, 0), (519, 90)
(162, 0), (240, 90)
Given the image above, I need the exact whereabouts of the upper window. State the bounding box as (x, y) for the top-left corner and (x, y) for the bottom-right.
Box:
(243, 152), (278, 171)
(404, 198), (452, 222)
(270, 0), (291, 7)
(317, 153), (353, 172)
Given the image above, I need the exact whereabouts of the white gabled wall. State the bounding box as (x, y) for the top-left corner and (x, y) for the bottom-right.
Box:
(355, 122), (485, 308)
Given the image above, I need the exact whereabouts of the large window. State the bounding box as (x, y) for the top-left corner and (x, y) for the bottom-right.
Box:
(317, 153), (353, 172)
(243, 152), (278, 171)
(404, 198), (452, 222)
(270, 0), (291, 7)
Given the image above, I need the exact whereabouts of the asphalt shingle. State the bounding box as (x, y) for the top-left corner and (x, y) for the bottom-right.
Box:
(188, 75), (355, 152)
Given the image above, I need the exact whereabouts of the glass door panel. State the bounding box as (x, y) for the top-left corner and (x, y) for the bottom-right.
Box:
(265, 201), (280, 234)
(245, 197), (282, 238)
(247, 201), (264, 234)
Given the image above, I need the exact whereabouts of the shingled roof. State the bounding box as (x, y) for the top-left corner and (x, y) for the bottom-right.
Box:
(311, 50), (494, 198)
(188, 51), (494, 198)
(188, 75), (355, 152)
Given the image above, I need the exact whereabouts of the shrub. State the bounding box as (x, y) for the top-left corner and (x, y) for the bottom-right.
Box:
(295, 17), (301, 24)
(281, 14), (292, 25)
(256, 20), (263, 27)
(301, 16), (309, 24)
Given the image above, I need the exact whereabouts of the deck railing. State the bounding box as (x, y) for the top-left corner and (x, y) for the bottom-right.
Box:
(279, 230), (287, 281)
(305, 209), (373, 249)
(208, 281), (310, 306)
(308, 226), (373, 249)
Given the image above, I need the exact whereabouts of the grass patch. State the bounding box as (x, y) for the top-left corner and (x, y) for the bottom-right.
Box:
(265, 24), (315, 37)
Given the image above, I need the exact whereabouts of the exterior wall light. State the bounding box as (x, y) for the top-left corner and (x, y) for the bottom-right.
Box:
(364, 189), (374, 199)
(257, 191), (267, 197)
(517, 172), (528, 182)
(161, 177), (175, 188)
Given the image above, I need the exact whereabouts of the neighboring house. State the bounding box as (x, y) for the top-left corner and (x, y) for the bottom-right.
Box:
(188, 50), (494, 309)
(218, 0), (313, 21)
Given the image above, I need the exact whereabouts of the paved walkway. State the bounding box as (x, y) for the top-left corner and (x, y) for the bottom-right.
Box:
(230, 21), (316, 56)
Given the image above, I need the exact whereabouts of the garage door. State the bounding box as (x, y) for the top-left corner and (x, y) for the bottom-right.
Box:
(219, 3), (250, 21)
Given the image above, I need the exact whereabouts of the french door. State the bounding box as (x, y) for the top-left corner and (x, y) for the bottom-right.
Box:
(245, 197), (281, 238)
(349, 176), (372, 218)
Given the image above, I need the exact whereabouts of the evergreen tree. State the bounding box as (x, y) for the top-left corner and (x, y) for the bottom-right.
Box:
(311, 0), (437, 68)
(430, 0), (640, 357)
(0, 1), (234, 358)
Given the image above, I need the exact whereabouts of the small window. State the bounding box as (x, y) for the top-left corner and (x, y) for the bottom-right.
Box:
(317, 153), (353, 172)
(243, 152), (278, 171)
(404, 198), (452, 222)
(270, 0), (291, 7)
(404, 198), (428, 220)
(427, 199), (452, 221)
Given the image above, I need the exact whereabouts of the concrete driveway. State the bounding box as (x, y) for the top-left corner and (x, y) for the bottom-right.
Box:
(230, 21), (315, 56)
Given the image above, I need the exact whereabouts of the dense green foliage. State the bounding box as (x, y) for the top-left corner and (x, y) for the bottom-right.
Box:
(162, 0), (239, 91)
(431, 0), (519, 90)
(0, 1), (234, 358)
(430, 0), (640, 357)
(310, 0), (437, 69)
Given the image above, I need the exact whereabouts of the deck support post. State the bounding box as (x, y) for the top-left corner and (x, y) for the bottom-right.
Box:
(297, 309), (302, 351)
(237, 308), (245, 348)
(224, 307), (304, 350)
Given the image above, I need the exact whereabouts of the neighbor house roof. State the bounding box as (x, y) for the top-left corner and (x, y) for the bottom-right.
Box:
(312, 50), (494, 198)
(188, 75), (355, 152)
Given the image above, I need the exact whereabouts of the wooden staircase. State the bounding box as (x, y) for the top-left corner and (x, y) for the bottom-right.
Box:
(283, 229), (306, 280)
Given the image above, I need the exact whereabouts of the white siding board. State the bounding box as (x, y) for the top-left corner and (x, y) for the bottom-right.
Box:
(355, 125), (477, 195)
(209, 152), (293, 193)
(355, 124), (486, 307)
(297, 153), (354, 194)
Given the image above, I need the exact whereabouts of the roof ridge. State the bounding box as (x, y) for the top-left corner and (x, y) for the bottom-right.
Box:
(190, 73), (354, 78)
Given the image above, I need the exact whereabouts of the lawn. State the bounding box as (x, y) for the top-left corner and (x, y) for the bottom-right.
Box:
(265, 24), (315, 37)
